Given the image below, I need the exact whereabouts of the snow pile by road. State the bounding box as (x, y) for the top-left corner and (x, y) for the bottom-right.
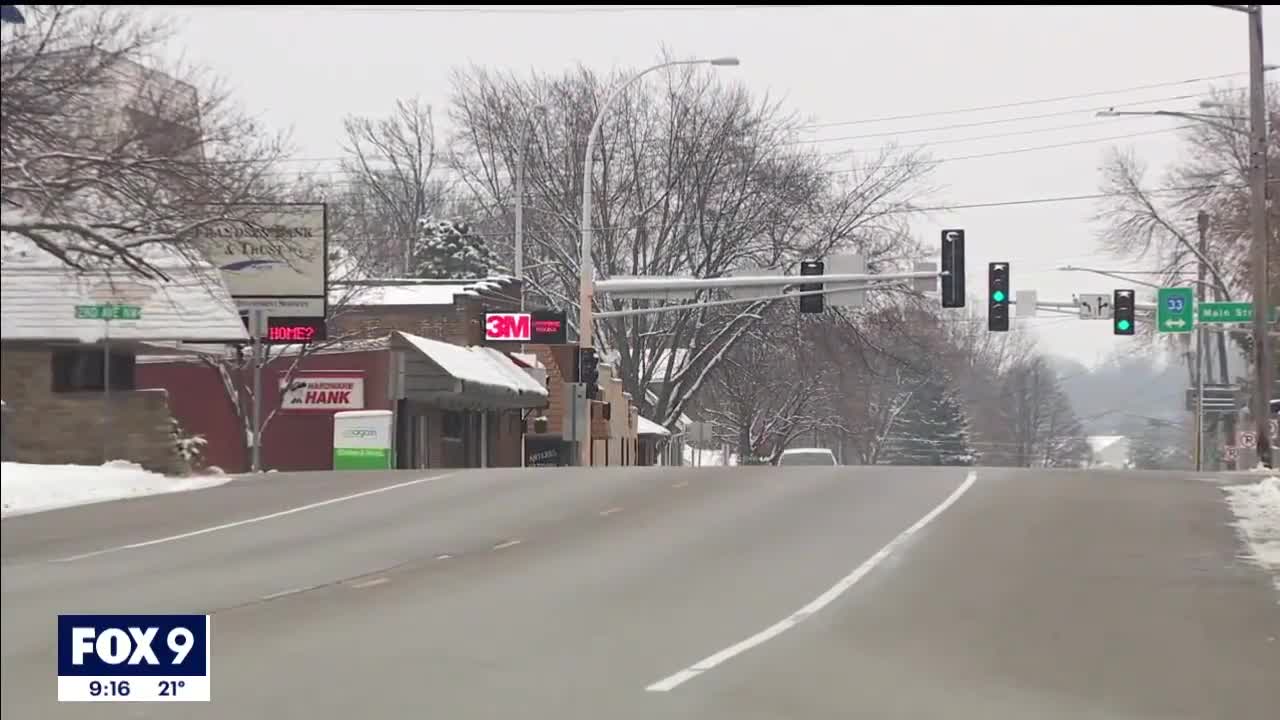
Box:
(1221, 476), (1280, 591)
(1, 460), (229, 518)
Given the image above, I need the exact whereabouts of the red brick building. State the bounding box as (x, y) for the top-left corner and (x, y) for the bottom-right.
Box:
(136, 277), (648, 472)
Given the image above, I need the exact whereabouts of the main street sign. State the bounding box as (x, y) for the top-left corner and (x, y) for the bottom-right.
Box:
(1156, 287), (1193, 334)
(1197, 302), (1279, 324)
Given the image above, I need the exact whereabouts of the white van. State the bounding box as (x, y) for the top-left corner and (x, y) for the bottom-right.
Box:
(777, 447), (838, 466)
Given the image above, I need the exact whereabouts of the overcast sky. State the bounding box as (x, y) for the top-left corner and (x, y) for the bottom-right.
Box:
(150, 4), (1278, 367)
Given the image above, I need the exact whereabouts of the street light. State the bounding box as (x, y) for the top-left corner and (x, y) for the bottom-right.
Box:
(576, 55), (739, 466)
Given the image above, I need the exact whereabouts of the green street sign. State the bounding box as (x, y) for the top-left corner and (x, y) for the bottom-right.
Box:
(1156, 287), (1193, 334)
(75, 304), (142, 321)
(1197, 302), (1278, 324)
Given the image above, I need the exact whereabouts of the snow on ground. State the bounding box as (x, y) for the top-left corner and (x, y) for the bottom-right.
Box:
(1, 460), (230, 518)
(681, 445), (738, 467)
(1221, 476), (1280, 593)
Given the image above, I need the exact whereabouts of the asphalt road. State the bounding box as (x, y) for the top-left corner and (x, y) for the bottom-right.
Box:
(2, 466), (1277, 719)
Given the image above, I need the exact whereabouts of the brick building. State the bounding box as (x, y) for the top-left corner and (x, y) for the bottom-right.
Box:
(0, 254), (248, 473)
(136, 276), (649, 472)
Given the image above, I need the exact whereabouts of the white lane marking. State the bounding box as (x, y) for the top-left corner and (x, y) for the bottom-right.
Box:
(260, 584), (320, 602)
(673, 481), (689, 488)
(349, 577), (389, 590)
(645, 470), (978, 693)
(493, 539), (522, 551)
(600, 507), (623, 516)
(436, 554), (453, 560)
(54, 472), (458, 563)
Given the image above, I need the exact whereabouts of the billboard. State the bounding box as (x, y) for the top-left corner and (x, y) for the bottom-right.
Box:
(198, 203), (328, 319)
(484, 310), (568, 344)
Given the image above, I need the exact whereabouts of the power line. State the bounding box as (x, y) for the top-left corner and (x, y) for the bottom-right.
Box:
(176, 4), (821, 15)
(801, 71), (1257, 130)
(266, 123), (1191, 186)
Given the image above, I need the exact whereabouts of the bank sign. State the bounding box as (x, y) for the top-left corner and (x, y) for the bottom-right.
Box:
(280, 372), (365, 411)
(197, 203), (328, 319)
(484, 310), (568, 344)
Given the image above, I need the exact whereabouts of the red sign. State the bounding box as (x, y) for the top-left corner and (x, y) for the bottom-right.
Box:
(485, 313), (532, 342)
(484, 310), (569, 344)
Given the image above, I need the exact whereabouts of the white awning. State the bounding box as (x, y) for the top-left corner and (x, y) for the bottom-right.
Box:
(392, 331), (548, 410)
(636, 415), (671, 437)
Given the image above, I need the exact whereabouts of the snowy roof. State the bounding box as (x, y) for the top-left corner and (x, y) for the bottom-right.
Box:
(644, 389), (694, 428)
(636, 415), (670, 437)
(332, 277), (517, 307)
(1, 263), (248, 344)
(393, 332), (547, 403)
(1087, 435), (1127, 454)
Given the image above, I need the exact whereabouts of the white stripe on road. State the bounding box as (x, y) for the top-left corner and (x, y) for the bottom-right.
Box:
(493, 539), (522, 551)
(349, 577), (389, 590)
(54, 472), (457, 563)
(645, 470), (978, 692)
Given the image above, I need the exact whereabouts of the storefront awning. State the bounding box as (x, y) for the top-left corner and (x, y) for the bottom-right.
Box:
(637, 415), (671, 437)
(391, 331), (549, 411)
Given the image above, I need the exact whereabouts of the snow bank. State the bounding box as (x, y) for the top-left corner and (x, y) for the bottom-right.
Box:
(1221, 476), (1280, 592)
(1, 460), (231, 518)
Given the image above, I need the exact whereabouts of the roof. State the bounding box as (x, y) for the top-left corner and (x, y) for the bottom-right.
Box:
(333, 277), (517, 307)
(392, 331), (547, 407)
(636, 415), (671, 437)
(1, 261), (248, 344)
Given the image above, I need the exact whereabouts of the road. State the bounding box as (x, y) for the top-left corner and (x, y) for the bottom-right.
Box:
(2, 466), (1277, 719)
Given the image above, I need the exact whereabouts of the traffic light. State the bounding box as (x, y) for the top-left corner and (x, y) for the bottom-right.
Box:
(798, 260), (825, 314)
(940, 229), (966, 308)
(578, 347), (600, 399)
(988, 262), (1009, 332)
(1113, 289), (1135, 335)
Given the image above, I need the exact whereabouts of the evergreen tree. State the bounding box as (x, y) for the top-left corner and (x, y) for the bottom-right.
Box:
(878, 374), (977, 466)
(410, 218), (506, 279)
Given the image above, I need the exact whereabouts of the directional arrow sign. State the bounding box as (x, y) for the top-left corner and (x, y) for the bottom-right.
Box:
(1156, 287), (1193, 334)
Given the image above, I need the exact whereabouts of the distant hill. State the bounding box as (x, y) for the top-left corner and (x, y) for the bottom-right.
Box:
(1051, 351), (1189, 435)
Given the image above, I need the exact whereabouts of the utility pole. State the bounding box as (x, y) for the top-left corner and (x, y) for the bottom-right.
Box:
(1247, 4), (1274, 468)
(1195, 211), (1208, 471)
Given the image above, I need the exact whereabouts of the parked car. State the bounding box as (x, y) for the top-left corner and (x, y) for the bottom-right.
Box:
(777, 447), (838, 466)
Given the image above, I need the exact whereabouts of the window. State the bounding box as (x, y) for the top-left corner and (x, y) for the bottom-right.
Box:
(441, 410), (464, 440)
(51, 348), (136, 393)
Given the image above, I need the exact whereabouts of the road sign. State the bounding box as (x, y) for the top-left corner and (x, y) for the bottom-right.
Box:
(1239, 431), (1257, 449)
(1016, 289), (1038, 318)
(1156, 287), (1193, 334)
(1186, 385), (1238, 413)
(1224, 446), (1238, 462)
(74, 304), (141, 321)
(1197, 302), (1278, 324)
(1076, 293), (1113, 320)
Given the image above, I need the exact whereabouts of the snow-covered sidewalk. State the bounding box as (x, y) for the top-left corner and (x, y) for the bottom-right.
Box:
(1221, 476), (1280, 593)
(1, 460), (230, 518)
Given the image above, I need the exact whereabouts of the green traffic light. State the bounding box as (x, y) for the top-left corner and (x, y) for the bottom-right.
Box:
(1117, 319), (1131, 331)
(992, 290), (1006, 302)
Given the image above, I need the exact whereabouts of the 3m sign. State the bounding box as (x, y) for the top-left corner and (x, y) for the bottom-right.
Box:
(280, 372), (365, 412)
(485, 312), (532, 342)
(484, 310), (569, 344)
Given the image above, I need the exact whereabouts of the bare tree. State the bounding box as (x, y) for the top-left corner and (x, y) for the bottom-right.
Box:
(337, 97), (452, 276)
(998, 355), (1090, 468)
(701, 303), (839, 462)
(443, 57), (936, 428)
(0, 5), (291, 277)
(1094, 85), (1280, 389)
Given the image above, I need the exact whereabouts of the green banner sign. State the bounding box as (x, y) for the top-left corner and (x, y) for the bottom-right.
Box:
(1197, 302), (1278, 324)
(75, 304), (142, 321)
